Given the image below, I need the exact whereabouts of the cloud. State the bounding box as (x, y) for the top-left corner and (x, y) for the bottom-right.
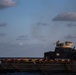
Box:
(16, 35), (29, 40)
(37, 22), (49, 26)
(0, 23), (7, 27)
(53, 12), (76, 21)
(0, 33), (7, 36)
(0, 0), (18, 9)
(65, 35), (76, 39)
(67, 23), (76, 27)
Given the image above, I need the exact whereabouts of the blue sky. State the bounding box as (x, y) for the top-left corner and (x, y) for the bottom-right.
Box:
(0, 0), (76, 57)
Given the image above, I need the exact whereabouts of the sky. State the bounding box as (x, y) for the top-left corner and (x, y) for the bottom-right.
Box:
(0, 0), (76, 57)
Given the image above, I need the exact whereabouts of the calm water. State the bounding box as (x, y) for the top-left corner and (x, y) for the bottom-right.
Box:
(1, 72), (42, 75)
(1, 72), (76, 75)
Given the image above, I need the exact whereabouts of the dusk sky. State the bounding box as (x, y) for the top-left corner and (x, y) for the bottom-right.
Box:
(0, 0), (76, 57)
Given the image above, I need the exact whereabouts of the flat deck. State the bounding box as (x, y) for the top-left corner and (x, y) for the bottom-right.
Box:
(0, 57), (76, 74)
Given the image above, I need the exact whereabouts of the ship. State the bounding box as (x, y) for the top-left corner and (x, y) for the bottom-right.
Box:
(44, 41), (76, 60)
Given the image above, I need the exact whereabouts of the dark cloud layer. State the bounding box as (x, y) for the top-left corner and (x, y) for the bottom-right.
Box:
(65, 35), (76, 39)
(53, 12), (76, 21)
(37, 22), (49, 26)
(0, 0), (17, 9)
(0, 23), (7, 27)
(67, 23), (76, 27)
(16, 35), (29, 40)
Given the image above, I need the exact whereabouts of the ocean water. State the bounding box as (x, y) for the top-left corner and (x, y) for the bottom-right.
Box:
(1, 72), (76, 75)
(1, 72), (42, 75)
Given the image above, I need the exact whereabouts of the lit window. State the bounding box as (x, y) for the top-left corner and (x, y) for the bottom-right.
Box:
(56, 53), (60, 56)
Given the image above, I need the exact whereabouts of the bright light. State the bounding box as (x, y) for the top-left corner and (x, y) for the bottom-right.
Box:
(56, 53), (60, 56)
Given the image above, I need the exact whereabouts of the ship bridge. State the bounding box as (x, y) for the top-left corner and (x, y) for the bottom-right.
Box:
(56, 41), (73, 48)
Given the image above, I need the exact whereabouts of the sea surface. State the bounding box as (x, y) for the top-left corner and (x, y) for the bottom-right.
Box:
(1, 72), (41, 75)
(1, 72), (76, 75)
